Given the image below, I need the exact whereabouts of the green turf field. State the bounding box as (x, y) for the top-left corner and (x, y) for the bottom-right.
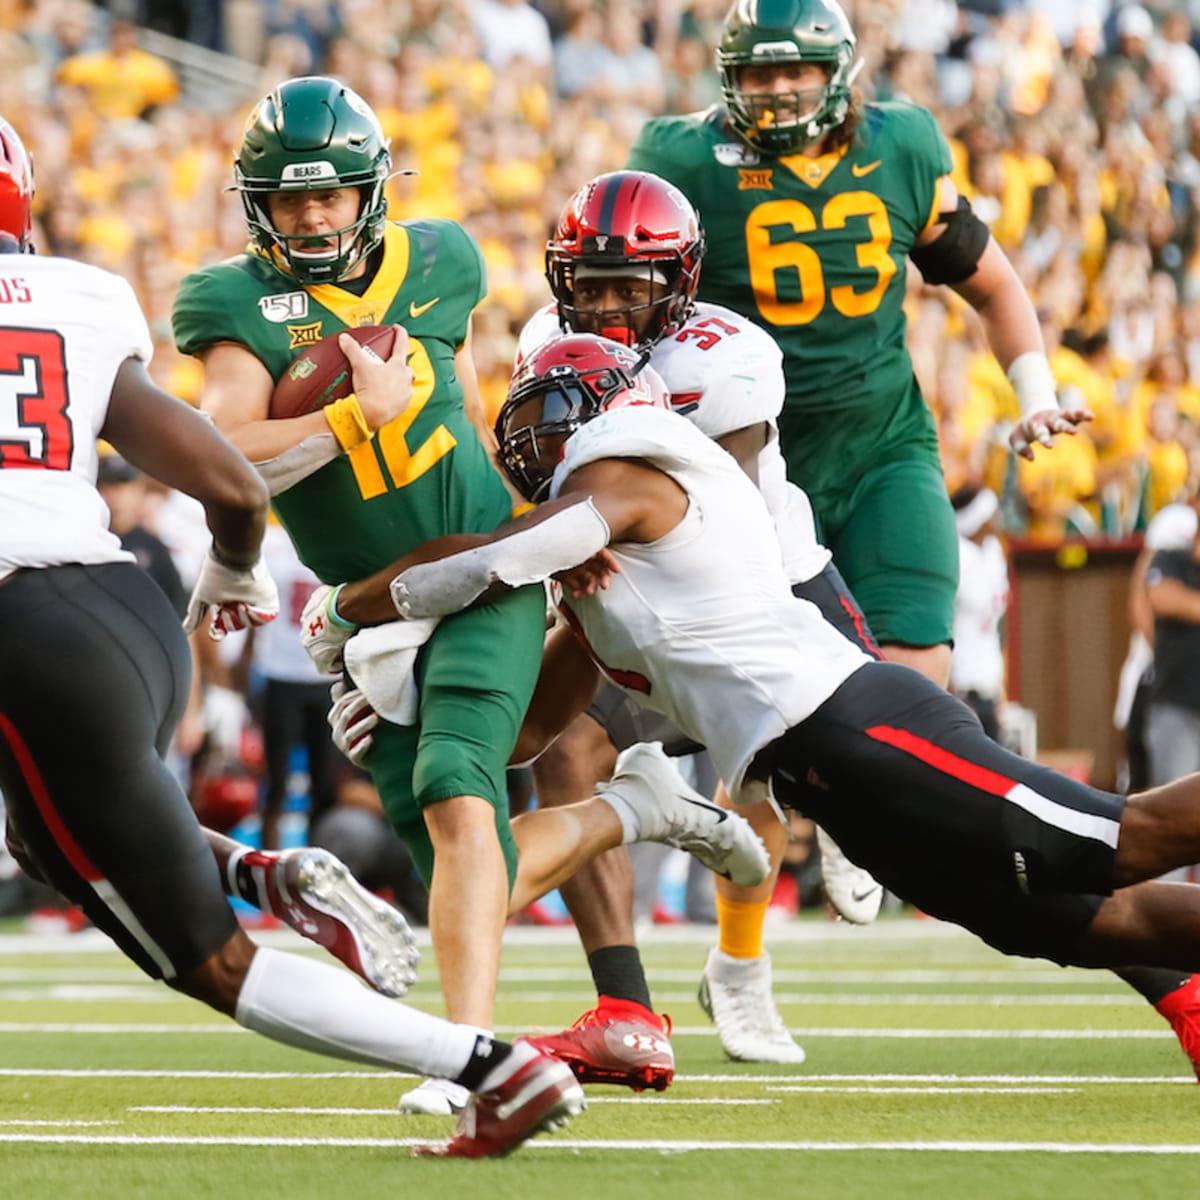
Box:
(1, 914), (1196, 1199)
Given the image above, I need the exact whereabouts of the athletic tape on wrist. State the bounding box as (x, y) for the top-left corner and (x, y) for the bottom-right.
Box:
(1007, 352), (1058, 421)
(323, 393), (373, 451)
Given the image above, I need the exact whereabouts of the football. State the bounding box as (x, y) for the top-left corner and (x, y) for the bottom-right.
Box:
(269, 324), (400, 421)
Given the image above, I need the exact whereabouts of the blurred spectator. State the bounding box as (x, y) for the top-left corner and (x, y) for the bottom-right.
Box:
(54, 17), (177, 120)
(553, 7), (609, 100)
(949, 486), (1010, 740)
(96, 452), (187, 618)
(470, 0), (553, 74)
(264, 0), (342, 72)
(248, 522), (340, 849)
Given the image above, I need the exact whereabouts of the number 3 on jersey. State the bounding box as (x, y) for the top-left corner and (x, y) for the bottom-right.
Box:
(0, 327), (72, 470)
(745, 193), (896, 326)
(344, 335), (456, 500)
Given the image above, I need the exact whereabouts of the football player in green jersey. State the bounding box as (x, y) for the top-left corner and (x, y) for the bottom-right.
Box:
(171, 78), (768, 1122)
(626, 0), (1200, 1077)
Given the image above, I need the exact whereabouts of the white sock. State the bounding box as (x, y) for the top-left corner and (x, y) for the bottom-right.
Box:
(596, 783), (642, 845)
(235, 947), (479, 1079)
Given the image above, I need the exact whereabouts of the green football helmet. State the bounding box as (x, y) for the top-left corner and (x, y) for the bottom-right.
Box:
(235, 75), (392, 285)
(717, 0), (860, 156)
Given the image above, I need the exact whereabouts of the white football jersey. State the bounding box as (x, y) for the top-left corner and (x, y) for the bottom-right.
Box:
(549, 406), (870, 802)
(517, 302), (830, 584)
(0, 256), (152, 579)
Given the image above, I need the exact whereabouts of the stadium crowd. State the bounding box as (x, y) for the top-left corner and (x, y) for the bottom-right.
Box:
(3, 0), (1200, 542)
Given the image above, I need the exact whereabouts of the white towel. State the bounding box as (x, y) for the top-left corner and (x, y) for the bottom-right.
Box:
(344, 618), (439, 726)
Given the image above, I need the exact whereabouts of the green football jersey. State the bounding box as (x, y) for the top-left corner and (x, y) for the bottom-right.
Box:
(627, 102), (953, 418)
(173, 220), (514, 584)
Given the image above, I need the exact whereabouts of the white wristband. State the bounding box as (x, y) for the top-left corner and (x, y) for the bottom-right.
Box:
(1007, 351), (1058, 420)
(389, 499), (611, 620)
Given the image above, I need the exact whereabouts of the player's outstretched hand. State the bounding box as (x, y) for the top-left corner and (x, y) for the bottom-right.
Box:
(341, 326), (413, 431)
(557, 548), (621, 598)
(1009, 406), (1094, 460)
(184, 549), (279, 640)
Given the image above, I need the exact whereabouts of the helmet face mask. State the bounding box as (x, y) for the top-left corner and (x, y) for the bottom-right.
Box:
(546, 171), (705, 350)
(717, 0), (859, 156)
(0, 118), (34, 253)
(496, 334), (668, 501)
(235, 76), (392, 285)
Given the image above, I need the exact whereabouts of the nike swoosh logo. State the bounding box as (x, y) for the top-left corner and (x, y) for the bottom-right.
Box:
(409, 297), (440, 318)
(851, 886), (882, 902)
(851, 161), (881, 178)
(683, 797), (728, 823)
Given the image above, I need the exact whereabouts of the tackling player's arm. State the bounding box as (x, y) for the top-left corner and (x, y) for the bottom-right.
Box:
(913, 176), (1092, 459)
(334, 458), (688, 626)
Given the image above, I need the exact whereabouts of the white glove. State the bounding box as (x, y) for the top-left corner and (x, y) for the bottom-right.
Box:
(184, 549), (279, 641)
(301, 583), (357, 674)
(328, 680), (379, 765)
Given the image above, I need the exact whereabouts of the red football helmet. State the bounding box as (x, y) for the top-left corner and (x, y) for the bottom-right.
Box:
(0, 118), (34, 253)
(546, 170), (705, 349)
(496, 333), (669, 501)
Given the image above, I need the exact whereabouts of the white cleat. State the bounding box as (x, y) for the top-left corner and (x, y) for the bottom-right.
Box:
(266, 847), (420, 998)
(816, 826), (883, 925)
(599, 743), (769, 887)
(698, 947), (806, 1064)
(398, 1076), (471, 1116)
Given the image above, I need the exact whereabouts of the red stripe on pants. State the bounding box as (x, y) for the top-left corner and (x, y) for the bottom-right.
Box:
(0, 712), (102, 882)
(865, 723), (1015, 797)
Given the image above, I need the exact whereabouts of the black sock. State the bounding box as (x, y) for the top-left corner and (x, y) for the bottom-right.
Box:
(455, 1034), (513, 1090)
(588, 945), (652, 1010)
(232, 857), (259, 906)
(1115, 966), (1192, 1006)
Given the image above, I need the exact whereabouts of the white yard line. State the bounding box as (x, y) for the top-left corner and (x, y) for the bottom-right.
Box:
(0, 1132), (1198, 1153)
(0, 1022), (1178, 1039)
(0, 1067), (1187, 1084)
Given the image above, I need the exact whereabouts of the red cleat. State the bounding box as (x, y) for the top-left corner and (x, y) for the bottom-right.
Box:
(412, 1045), (585, 1158)
(521, 998), (675, 1091)
(246, 847), (420, 998)
(1154, 974), (1200, 1081)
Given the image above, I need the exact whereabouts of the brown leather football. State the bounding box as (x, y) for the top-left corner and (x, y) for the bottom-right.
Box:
(269, 325), (399, 421)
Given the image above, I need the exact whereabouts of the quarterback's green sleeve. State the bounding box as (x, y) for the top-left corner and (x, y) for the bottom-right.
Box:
(172, 266), (244, 358)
